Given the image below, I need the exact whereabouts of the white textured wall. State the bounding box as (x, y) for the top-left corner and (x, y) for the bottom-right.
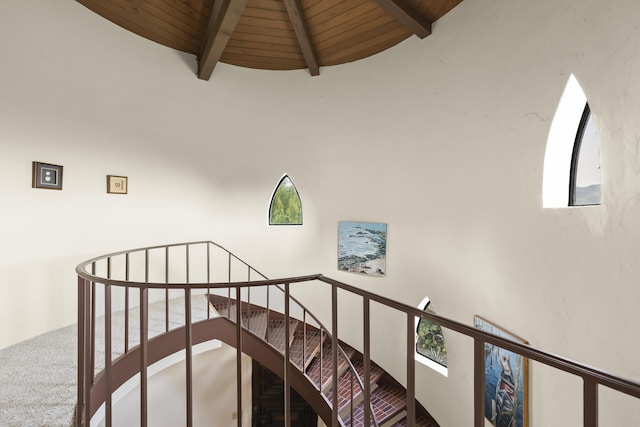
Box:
(2, 0), (640, 425)
(93, 342), (252, 427)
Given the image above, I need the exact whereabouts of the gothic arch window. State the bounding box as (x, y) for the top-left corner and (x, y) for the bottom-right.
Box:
(543, 75), (601, 207)
(415, 296), (448, 377)
(569, 104), (601, 205)
(269, 175), (302, 225)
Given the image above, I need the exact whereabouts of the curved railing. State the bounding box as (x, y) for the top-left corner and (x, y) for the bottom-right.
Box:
(76, 241), (640, 427)
(75, 241), (379, 427)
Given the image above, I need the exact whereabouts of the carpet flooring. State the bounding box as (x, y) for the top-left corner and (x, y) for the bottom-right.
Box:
(0, 294), (212, 427)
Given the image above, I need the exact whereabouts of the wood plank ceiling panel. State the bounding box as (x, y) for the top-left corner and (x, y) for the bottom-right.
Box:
(306, 1), (411, 65)
(221, 0), (306, 69)
(306, 2), (381, 43)
(76, 0), (466, 77)
(77, 0), (210, 53)
(322, 22), (409, 65)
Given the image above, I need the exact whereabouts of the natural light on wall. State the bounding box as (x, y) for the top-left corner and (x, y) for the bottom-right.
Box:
(543, 75), (589, 208)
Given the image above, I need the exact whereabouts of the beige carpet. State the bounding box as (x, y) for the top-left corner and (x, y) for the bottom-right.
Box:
(0, 294), (212, 427)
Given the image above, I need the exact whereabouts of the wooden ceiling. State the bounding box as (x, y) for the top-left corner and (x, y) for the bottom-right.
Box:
(76, 0), (464, 80)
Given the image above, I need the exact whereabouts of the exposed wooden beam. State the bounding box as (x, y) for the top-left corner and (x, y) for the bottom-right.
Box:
(282, 0), (319, 76)
(198, 0), (250, 80)
(371, 0), (432, 39)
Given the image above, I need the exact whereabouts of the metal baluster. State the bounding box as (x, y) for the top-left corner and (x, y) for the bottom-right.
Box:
(363, 297), (371, 426)
(140, 287), (149, 427)
(406, 313), (415, 426)
(265, 285), (270, 343)
(331, 285), (339, 427)
(247, 266), (251, 331)
(125, 253), (130, 353)
(584, 380), (598, 427)
(207, 243), (211, 319)
(105, 283), (112, 427)
(303, 311), (307, 371)
(350, 371), (354, 426)
(83, 278), (92, 425)
(185, 288), (193, 427)
(227, 253), (231, 318)
(236, 286), (242, 427)
(319, 329), (323, 390)
(474, 339), (485, 427)
(284, 283), (291, 427)
(166, 247), (170, 333)
(76, 276), (85, 425)
(90, 262), (96, 385)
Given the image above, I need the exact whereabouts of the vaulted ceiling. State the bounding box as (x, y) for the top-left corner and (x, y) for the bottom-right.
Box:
(76, 0), (464, 80)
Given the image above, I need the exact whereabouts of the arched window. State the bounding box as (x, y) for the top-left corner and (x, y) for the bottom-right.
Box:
(269, 175), (302, 225)
(569, 104), (601, 205)
(415, 296), (448, 377)
(543, 75), (601, 207)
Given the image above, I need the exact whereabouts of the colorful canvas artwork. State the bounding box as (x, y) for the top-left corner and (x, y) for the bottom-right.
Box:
(474, 316), (528, 427)
(338, 221), (387, 277)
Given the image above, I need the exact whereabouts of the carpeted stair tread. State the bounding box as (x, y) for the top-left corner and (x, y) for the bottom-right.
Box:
(392, 414), (439, 427)
(266, 318), (298, 352)
(327, 358), (385, 412)
(305, 342), (356, 391)
(341, 382), (407, 426)
(290, 330), (323, 370)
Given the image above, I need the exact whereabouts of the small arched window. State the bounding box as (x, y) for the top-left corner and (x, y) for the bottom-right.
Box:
(543, 75), (602, 208)
(269, 175), (302, 225)
(569, 104), (601, 205)
(415, 297), (448, 377)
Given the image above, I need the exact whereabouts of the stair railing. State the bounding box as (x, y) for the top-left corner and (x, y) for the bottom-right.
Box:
(76, 241), (378, 427)
(76, 240), (640, 427)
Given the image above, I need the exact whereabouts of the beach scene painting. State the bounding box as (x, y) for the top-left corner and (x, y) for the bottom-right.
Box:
(474, 316), (529, 427)
(338, 221), (387, 277)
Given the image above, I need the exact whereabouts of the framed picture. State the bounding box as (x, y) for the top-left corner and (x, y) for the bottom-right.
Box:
(32, 162), (63, 190)
(338, 221), (387, 276)
(107, 175), (128, 194)
(474, 316), (529, 427)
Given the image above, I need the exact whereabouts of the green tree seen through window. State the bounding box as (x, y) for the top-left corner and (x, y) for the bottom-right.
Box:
(269, 176), (302, 225)
(416, 304), (447, 367)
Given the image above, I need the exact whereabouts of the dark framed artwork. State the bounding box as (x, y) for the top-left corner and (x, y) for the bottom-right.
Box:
(32, 162), (63, 190)
(107, 175), (128, 194)
(474, 315), (529, 427)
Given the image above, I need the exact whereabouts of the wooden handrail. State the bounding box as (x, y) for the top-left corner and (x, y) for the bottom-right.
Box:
(76, 241), (640, 427)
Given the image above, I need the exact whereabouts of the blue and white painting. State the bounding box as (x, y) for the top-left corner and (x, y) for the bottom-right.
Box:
(338, 221), (387, 277)
(474, 316), (528, 427)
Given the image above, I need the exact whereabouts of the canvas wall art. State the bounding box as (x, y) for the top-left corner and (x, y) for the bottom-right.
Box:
(338, 221), (386, 276)
(474, 316), (529, 427)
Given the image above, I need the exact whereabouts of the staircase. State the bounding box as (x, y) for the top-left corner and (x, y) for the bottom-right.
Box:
(207, 295), (438, 427)
(76, 241), (640, 427)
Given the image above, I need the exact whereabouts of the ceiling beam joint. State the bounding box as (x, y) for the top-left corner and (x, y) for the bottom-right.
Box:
(198, 0), (250, 80)
(371, 0), (432, 39)
(283, 0), (319, 76)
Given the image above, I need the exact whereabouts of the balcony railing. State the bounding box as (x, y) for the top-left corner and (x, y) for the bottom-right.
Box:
(75, 241), (640, 426)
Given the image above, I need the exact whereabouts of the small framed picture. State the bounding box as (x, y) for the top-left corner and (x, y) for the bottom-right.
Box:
(107, 175), (128, 194)
(32, 162), (63, 190)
